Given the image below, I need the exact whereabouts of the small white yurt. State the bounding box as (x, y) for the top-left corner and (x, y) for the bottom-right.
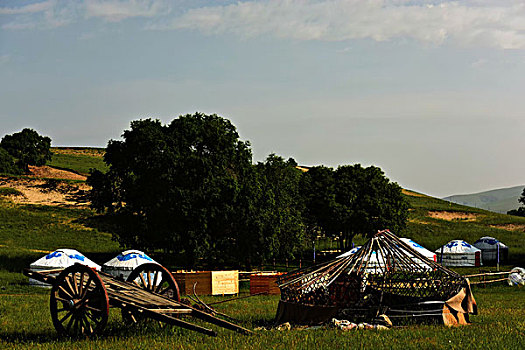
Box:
(399, 238), (437, 270)
(435, 240), (482, 267)
(473, 237), (509, 264)
(337, 247), (385, 273)
(29, 249), (101, 287)
(102, 250), (157, 280)
(400, 238), (437, 261)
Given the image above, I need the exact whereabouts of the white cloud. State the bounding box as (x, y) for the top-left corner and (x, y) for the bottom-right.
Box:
(0, 0), (169, 29)
(156, 0), (525, 49)
(1, 1), (525, 49)
(85, 0), (170, 22)
(1, 0), (80, 29)
(0, 1), (54, 15)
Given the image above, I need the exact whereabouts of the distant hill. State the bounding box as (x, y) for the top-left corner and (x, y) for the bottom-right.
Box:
(443, 185), (524, 214)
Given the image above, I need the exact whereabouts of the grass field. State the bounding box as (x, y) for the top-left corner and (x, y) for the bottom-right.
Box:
(48, 148), (108, 175)
(0, 162), (524, 348)
(1, 285), (524, 349)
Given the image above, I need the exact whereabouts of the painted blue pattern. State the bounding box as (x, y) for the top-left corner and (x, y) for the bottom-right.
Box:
(445, 241), (471, 249)
(45, 251), (85, 261)
(68, 254), (85, 261)
(445, 241), (458, 248)
(408, 240), (423, 249)
(117, 253), (153, 262)
(45, 251), (62, 259)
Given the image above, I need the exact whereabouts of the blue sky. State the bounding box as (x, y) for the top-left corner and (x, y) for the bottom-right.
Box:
(1, 0), (525, 198)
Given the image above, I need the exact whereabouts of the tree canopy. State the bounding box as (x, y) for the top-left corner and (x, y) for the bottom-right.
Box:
(89, 113), (409, 267)
(301, 164), (408, 250)
(0, 128), (52, 173)
(89, 114), (308, 268)
(89, 114), (252, 265)
(0, 147), (22, 175)
(233, 155), (305, 268)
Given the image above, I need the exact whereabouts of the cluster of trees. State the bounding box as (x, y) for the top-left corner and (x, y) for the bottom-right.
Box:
(507, 188), (525, 217)
(0, 128), (52, 174)
(88, 113), (409, 268)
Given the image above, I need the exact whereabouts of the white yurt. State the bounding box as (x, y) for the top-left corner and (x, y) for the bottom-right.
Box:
(338, 239), (436, 267)
(400, 238), (437, 269)
(337, 247), (385, 273)
(102, 250), (157, 280)
(473, 237), (509, 264)
(29, 249), (101, 287)
(435, 240), (482, 267)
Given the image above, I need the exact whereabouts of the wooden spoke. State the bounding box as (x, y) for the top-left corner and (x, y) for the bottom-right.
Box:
(84, 304), (103, 313)
(147, 271), (152, 290)
(139, 273), (147, 289)
(58, 285), (74, 299)
(59, 310), (73, 323)
(71, 273), (79, 296)
(78, 272), (84, 297)
(81, 276), (93, 299)
(152, 271), (159, 291)
(83, 315), (94, 335)
(50, 264), (109, 337)
(122, 263), (180, 325)
(65, 276), (77, 298)
(66, 314), (75, 332)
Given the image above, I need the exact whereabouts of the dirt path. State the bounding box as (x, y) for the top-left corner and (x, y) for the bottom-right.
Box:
(0, 166), (90, 207)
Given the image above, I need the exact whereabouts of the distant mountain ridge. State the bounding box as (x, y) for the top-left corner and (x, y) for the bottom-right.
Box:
(443, 185), (524, 214)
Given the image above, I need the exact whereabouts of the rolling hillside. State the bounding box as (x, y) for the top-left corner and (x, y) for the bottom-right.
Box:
(0, 148), (524, 281)
(443, 185), (524, 214)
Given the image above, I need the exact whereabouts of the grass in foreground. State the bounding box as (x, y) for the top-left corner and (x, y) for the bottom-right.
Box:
(0, 285), (524, 349)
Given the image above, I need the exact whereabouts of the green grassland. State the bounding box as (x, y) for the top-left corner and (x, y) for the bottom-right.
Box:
(404, 193), (525, 265)
(1, 175), (524, 348)
(48, 148), (108, 175)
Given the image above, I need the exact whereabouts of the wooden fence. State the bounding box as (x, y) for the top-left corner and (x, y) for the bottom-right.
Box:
(463, 271), (512, 286)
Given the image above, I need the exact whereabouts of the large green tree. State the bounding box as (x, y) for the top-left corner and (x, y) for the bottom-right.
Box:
(300, 166), (337, 237)
(0, 128), (52, 173)
(234, 155), (305, 269)
(0, 147), (22, 175)
(89, 114), (252, 265)
(89, 114), (307, 269)
(301, 164), (408, 250)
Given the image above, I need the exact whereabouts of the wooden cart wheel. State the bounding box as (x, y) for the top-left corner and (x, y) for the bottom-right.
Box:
(50, 264), (109, 337)
(122, 263), (180, 324)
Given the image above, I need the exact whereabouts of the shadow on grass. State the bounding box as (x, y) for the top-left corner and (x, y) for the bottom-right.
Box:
(0, 253), (40, 273)
(0, 320), (216, 345)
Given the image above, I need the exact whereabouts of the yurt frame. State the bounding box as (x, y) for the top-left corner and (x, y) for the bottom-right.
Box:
(277, 230), (476, 324)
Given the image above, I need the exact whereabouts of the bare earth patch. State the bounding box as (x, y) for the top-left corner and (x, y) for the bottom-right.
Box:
(28, 165), (87, 181)
(490, 224), (525, 232)
(402, 189), (427, 197)
(52, 147), (104, 158)
(0, 166), (90, 207)
(428, 211), (479, 221)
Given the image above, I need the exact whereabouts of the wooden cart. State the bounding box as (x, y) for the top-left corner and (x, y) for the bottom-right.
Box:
(23, 263), (252, 337)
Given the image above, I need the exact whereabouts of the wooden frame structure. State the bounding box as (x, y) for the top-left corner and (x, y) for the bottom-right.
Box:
(276, 230), (476, 325)
(24, 263), (252, 337)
